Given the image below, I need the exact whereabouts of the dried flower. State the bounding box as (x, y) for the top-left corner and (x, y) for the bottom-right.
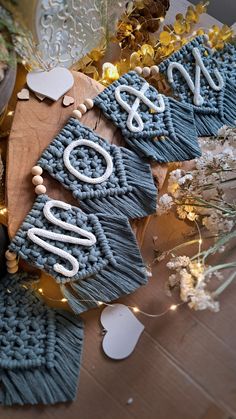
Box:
(156, 126), (236, 312)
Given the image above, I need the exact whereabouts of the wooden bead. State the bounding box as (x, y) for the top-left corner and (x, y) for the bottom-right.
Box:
(77, 104), (87, 114)
(84, 98), (94, 109)
(35, 184), (46, 195)
(8, 265), (18, 274)
(5, 250), (17, 261)
(134, 66), (142, 75)
(31, 166), (43, 176)
(72, 109), (82, 119)
(142, 67), (151, 77)
(151, 65), (159, 76)
(32, 175), (43, 186)
(6, 259), (18, 268)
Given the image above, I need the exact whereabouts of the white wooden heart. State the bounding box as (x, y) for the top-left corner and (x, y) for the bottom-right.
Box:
(26, 67), (74, 101)
(100, 304), (144, 360)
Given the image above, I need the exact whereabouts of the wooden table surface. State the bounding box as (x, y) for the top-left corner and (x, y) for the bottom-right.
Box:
(2, 71), (236, 419)
(2, 213), (236, 419)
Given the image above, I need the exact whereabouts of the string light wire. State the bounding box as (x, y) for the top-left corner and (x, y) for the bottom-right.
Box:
(36, 286), (184, 318)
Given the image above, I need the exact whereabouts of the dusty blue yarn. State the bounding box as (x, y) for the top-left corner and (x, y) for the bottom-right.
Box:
(37, 118), (157, 219)
(214, 42), (236, 85)
(94, 71), (201, 163)
(158, 35), (236, 136)
(9, 195), (147, 313)
(0, 272), (83, 405)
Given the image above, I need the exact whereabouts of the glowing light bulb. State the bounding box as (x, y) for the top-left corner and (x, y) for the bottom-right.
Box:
(97, 301), (103, 306)
(61, 298), (67, 302)
(38, 288), (43, 294)
(170, 304), (177, 311)
(132, 307), (139, 313)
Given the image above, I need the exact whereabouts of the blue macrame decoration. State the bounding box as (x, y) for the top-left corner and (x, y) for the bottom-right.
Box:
(93, 71), (200, 163)
(37, 118), (157, 219)
(0, 272), (83, 406)
(9, 195), (147, 314)
(214, 42), (236, 85)
(158, 35), (236, 136)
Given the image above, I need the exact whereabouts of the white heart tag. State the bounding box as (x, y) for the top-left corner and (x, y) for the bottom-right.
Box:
(26, 67), (74, 101)
(101, 304), (144, 360)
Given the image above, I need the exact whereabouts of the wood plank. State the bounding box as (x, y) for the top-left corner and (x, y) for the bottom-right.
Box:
(6, 70), (166, 244)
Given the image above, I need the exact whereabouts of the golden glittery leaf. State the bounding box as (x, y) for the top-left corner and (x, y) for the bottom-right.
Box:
(130, 51), (141, 67)
(173, 20), (186, 35)
(220, 24), (233, 41)
(186, 6), (199, 24)
(176, 13), (184, 21)
(159, 31), (172, 46)
(195, 1), (208, 14)
(196, 28), (205, 36)
(141, 44), (154, 57)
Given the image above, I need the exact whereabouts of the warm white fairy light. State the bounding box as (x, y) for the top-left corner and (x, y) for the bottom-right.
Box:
(35, 285), (183, 318)
(132, 307), (140, 313)
(0, 207), (7, 215)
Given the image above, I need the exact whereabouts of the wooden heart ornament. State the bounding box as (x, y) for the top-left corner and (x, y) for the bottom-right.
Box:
(26, 67), (74, 101)
(100, 304), (144, 360)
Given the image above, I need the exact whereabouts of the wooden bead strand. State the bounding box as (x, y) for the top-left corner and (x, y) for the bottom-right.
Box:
(134, 65), (159, 77)
(203, 34), (212, 48)
(5, 250), (19, 274)
(31, 165), (47, 195)
(72, 98), (94, 120)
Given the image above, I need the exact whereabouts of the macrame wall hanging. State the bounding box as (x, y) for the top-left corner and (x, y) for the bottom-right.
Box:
(0, 272), (84, 406)
(5, 33), (236, 407)
(9, 195), (147, 314)
(158, 35), (236, 136)
(214, 42), (236, 85)
(93, 70), (201, 162)
(37, 118), (157, 219)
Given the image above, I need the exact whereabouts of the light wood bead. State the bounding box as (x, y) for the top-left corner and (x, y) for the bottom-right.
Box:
(151, 65), (159, 76)
(32, 175), (43, 186)
(134, 66), (142, 75)
(72, 109), (82, 119)
(35, 184), (46, 195)
(6, 259), (18, 268)
(142, 67), (151, 77)
(84, 98), (94, 109)
(31, 166), (43, 176)
(5, 250), (17, 261)
(77, 104), (87, 114)
(8, 265), (19, 274)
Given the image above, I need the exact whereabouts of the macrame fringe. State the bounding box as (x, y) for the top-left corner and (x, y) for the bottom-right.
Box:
(124, 98), (201, 163)
(79, 147), (157, 218)
(194, 80), (236, 136)
(0, 309), (84, 406)
(221, 80), (236, 127)
(60, 214), (147, 314)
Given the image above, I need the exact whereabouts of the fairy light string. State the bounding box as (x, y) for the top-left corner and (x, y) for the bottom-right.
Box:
(35, 284), (183, 318)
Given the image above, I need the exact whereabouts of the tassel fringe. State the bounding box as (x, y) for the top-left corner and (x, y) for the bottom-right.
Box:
(124, 98), (201, 163)
(0, 273), (84, 406)
(61, 214), (147, 314)
(193, 80), (236, 136)
(79, 147), (157, 218)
